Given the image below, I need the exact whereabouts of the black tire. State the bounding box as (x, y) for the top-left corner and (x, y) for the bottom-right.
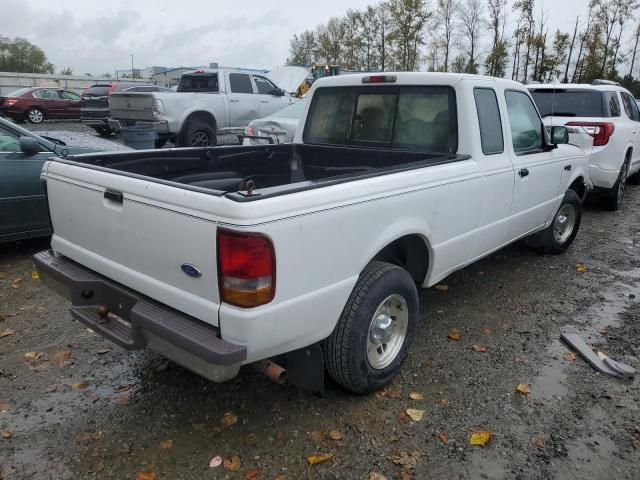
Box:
(527, 190), (582, 255)
(177, 121), (217, 147)
(26, 107), (44, 124)
(155, 136), (168, 149)
(627, 168), (640, 185)
(93, 126), (113, 137)
(600, 158), (629, 211)
(324, 261), (419, 394)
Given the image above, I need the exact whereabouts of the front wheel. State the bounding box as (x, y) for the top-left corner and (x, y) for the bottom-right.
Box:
(324, 261), (418, 394)
(527, 190), (582, 254)
(27, 108), (44, 124)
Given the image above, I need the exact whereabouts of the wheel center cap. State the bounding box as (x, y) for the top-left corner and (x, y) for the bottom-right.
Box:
(370, 314), (394, 345)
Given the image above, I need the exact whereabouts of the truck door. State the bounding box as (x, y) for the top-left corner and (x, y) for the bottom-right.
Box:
(253, 75), (292, 117)
(504, 90), (564, 238)
(226, 72), (260, 128)
(471, 87), (516, 257)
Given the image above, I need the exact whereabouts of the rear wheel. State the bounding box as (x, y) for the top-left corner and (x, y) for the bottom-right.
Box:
(324, 261), (418, 394)
(93, 126), (113, 137)
(627, 167), (640, 185)
(600, 158), (629, 211)
(527, 190), (582, 254)
(27, 108), (44, 124)
(155, 136), (168, 149)
(178, 121), (217, 147)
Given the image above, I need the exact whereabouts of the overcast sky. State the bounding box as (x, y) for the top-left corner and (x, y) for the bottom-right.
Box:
(0, 0), (594, 75)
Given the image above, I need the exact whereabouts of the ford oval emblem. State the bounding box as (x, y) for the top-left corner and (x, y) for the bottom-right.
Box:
(181, 263), (202, 278)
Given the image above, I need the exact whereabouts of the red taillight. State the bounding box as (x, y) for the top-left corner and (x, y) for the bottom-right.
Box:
(566, 121), (615, 146)
(217, 229), (275, 308)
(108, 83), (117, 95)
(362, 75), (397, 84)
(245, 126), (256, 137)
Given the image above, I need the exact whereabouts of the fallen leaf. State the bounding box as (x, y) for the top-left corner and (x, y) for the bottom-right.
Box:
(70, 381), (89, 390)
(576, 263), (586, 273)
(224, 455), (241, 471)
(136, 472), (157, 480)
(192, 423), (206, 431)
(448, 329), (463, 341)
(0, 403), (10, 412)
(1, 431), (12, 438)
(469, 431), (493, 446)
(112, 394), (130, 405)
(388, 451), (422, 468)
(114, 385), (132, 393)
(409, 392), (423, 401)
(159, 439), (173, 449)
(96, 348), (111, 355)
(516, 383), (531, 395)
(75, 431), (103, 443)
(472, 344), (487, 353)
(46, 384), (57, 393)
(440, 399), (449, 407)
(31, 271), (40, 280)
(531, 436), (545, 449)
(307, 431), (325, 443)
(438, 432), (448, 443)
(0, 314), (5, 322)
(377, 388), (401, 398)
(11, 278), (23, 289)
(399, 470), (416, 480)
(52, 350), (71, 364)
(155, 360), (170, 372)
(367, 473), (388, 480)
(435, 284), (449, 291)
(244, 469), (262, 480)
(244, 433), (257, 445)
(482, 327), (493, 334)
(632, 438), (640, 450)
(396, 410), (411, 424)
(328, 430), (342, 441)
(562, 351), (576, 361)
(276, 430), (287, 441)
(221, 411), (238, 428)
(307, 453), (333, 465)
(405, 408), (425, 422)
(24, 351), (43, 362)
(209, 456), (222, 468)
(0, 329), (14, 338)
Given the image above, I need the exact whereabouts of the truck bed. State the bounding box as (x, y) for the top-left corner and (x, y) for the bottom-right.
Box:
(54, 144), (470, 201)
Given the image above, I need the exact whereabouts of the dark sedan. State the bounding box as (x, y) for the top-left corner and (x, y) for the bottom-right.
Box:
(0, 87), (81, 124)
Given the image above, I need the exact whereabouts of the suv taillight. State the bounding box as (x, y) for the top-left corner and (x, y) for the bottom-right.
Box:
(109, 84), (117, 95)
(217, 229), (275, 308)
(566, 121), (615, 146)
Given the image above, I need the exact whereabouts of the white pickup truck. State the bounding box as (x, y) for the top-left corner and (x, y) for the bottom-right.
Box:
(108, 67), (306, 148)
(34, 73), (590, 394)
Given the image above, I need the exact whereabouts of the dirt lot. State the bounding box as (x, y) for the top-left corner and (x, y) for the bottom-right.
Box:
(1, 177), (639, 479)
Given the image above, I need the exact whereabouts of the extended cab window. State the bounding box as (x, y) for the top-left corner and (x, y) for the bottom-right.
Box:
(505, 91), (544, 154)
(177, 74), (219, 93)
(304, 86), (457, 153)
(229, 73), (253, 94)
(474, 88), (504, 155)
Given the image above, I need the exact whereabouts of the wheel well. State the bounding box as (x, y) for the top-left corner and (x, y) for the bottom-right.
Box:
(568, 176), (585, 200)
(371, 234), (430, 284)
(181, 111), (216, 132)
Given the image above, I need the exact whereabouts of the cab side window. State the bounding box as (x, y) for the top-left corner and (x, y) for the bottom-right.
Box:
(505, 90), (544, 154)
(229, 73), (253, 94)
(474, 88), (504, 155)
(254, 76), (278, 95)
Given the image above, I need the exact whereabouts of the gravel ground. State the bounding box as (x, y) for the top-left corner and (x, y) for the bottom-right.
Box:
(0, 137), (639, 479)
(23, 121), (240, 149)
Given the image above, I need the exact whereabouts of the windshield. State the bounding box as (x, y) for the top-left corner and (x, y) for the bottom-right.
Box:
(303, 86), (458, 153)
(272, 100), (306, 119)
(7, 87), (33, 97)
(178, 74), (219, 93)
(530, 89), (604, 117)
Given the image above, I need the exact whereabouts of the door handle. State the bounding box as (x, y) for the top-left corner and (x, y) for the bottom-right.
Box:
(104, 189), (123, 204)
(229, 99), (239, 103)
(518, 168), (529, 177)
(564, 164), (572, 171)
(260, 100), (269, 103)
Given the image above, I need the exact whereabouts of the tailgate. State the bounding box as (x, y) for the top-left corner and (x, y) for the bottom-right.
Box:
(44, 160), (224, 326)
(109, 93), (155, 120)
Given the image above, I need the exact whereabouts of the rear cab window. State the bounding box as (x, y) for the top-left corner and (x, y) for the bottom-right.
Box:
(303, 86), (458, 154)
(530, 89), (605, 118)
(177, 73), (219, 93)
(83, 86), (111, 97)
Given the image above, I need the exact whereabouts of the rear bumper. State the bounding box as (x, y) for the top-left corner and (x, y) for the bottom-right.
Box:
(81, 118), (109, 127)
(589, 164), (619, 190)
(108, 118), (170, 135)
(33, 250), (246, 380)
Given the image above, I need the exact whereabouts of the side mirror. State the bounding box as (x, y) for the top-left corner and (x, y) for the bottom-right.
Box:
(550, 126), (569, 145)
(271, 88), (285, 97)
(19, 136), (41, 155)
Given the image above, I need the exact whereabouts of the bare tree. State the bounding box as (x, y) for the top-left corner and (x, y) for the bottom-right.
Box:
(387, 0), (432, 71)
(628, 22), (640, 78)
(435, 0), (458, 72)
(456, 0), (483, 73)
(564, 16), (580, 82)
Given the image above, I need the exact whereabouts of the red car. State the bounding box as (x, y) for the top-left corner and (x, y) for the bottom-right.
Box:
(0, 87), (81, 124)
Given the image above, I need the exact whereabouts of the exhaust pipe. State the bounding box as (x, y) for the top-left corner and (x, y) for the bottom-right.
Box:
(252, 359), (288, 384)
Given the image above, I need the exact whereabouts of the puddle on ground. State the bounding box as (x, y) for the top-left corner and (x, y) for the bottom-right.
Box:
(530, 268), (640, 400)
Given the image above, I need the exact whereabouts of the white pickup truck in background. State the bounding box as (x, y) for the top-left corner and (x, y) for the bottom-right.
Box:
(35, 73), (590, 394)
(108, 66), (307, 148)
